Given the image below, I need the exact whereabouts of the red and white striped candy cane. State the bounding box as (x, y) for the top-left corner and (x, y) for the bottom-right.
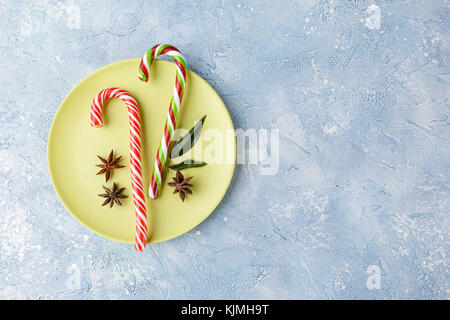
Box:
(90, 88), (148, 252)
(138, 44), (187, 199)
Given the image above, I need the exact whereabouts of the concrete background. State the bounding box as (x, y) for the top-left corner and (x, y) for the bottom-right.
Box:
(0, 0), (448, 299)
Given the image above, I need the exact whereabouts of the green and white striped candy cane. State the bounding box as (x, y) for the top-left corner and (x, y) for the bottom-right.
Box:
(138, 44), (187, 199)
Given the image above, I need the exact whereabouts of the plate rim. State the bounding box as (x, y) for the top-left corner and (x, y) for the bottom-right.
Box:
(47, 58), (236, 244)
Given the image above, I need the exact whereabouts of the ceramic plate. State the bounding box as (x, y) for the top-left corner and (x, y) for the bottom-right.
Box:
(48, 59), (235, 244)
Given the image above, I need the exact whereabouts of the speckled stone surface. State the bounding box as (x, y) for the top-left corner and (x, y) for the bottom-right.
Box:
(0, 0), (448, 299)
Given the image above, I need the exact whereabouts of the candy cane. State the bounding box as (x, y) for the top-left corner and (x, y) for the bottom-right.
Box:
(90, 88), (148, 252)
(138, 44), (187, 199)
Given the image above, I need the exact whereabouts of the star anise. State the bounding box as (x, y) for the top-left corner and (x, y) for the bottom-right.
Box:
(98, 183), (128, 208)
(96, 150), (125, 182)
(168, 170), (193, 202)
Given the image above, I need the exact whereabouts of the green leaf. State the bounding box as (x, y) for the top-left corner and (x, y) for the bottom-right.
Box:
(170, 115), (206, 158)
(168, 161), (207, 171)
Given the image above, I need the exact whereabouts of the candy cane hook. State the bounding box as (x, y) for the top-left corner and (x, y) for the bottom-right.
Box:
(90, 88), (148, 251)
(138, 44), (187, 199)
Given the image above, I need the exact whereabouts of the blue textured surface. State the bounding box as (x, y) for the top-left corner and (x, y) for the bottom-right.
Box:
(0, 0), (449, 299)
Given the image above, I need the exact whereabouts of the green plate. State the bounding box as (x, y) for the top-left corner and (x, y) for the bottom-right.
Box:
(48, 59), (235, 244)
